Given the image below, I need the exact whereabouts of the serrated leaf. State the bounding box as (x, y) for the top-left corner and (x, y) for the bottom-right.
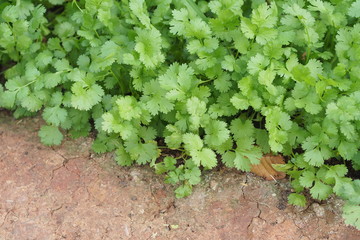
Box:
(184, 167), (201, 185)
(288, 193), (307, 207)
(71, 83), (104, 111)
(325, 165), (348, 179)
(115, 146), (134, 166)
(91, 139), (108, 154)
(338, 180), (360, 205)
(338, 141), (357, 160)
(155, 156), (177, 174)
(343, 203), (360, 229)
(38, 125), (63, 146)
(299, 171), (316, 188)
(116, 96), (142, 121)
(349, 0), (360, 18)
(42, 106), (68, 126)
(204, 120), (230, 147)
(0, 91), (16, 108)
(303, 148), (324, 167)
(233, 152), (252, 171)
(21, 94), (43, 112)
(191, 148), (217, 169)
(310, 180), (333, 200)
(222, 151), (235, 168)
(175, 183), (192, 198)
(183, 133), (203, 152)
(135, 28), (164, 68)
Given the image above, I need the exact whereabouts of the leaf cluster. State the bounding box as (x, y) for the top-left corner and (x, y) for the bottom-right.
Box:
(1, 0), (360, 229)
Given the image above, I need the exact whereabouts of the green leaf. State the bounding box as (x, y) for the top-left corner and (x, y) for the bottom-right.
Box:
(21, 94), (43, 112)
(310, 180), (333, 200)
(338, 141), (358, 160)
(230, 93), (250, 110)
(115, 146), (134, 166)
(204, 120), (230, 147)
(129, 0), (151, 27)
(165, 169), (181, 184)
(214, 72), (232, 93)
(191, 148), (217, 169)
(303, 148), (324, 167)
(348, 0), (360, 18)
(42, 106), (68, 126)
(0, 91), (16, 108)
(175, 183), (192, 198)
(186, 96), (207, 116)
(338, 180), (360, 205)
(92, 139), (108, 154)
(49, 0), (65, 5)
(89, 41), (119, 72)
(141, 80), (174, 115)
(184, 166), (201, 185)
(183, 133), (203, 152)
(230, 117), (255, 140)
(222, 151), (235, 168)
(288, 193), (307, 207)
(116, 96), (142, 121)
(233, 152), (252, 171)
(325, 165), (348, 179)
(352, 152), (360, 171)
(343, 203), (360, 229)
(255, 129), (270, 154)
(38, 125), (63, 146)
(299, 171), (316, 188)
(155, 156), (177, 174)
(125, 139), (159, 165)
(71, 83), (104, 111)
(44, 73), (62, 89)
(135, 28), (164, 69)
(291, 65), (316, 86)
(247, 54), (269, 75)
(221, 55), (236, 72)
(165, 125), (183, 149)
(241, 17), (256, 39)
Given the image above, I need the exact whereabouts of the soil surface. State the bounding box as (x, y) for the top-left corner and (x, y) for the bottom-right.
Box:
(1, 111), (360, 240)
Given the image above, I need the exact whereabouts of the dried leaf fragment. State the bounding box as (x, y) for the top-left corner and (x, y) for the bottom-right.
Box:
(250, 154), (286, 180)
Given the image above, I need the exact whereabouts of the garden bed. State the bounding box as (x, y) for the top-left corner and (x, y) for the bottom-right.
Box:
(1, 112), (359, 239)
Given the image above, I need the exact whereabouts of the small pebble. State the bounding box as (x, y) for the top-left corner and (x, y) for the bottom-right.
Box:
(312, 203), (326, 218)
(210, 180), (219, 191)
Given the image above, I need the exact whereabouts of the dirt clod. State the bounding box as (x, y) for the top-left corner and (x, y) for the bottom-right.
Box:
(312, 203), (326, 218)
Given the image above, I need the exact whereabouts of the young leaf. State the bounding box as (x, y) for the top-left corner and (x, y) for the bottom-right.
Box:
(38, 125), (63, 146)
(288, 193), (307, 207)
(299, 171), (316, 188)
(175, 183), (192, 198)
(71, 83), (104, 111)
(310, 180), (333, 200)
(191, 148), (217, 169)
(42, 106), (68, 126)
(343, 203), (360, 229)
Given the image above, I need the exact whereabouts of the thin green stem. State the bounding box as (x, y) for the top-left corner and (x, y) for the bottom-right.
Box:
(199, 79), (213, 85)
(72, 0), (84, 13)
(110, 69), (126, 95)
(304, 26), (312, 64)
(184, 0), (207, 22)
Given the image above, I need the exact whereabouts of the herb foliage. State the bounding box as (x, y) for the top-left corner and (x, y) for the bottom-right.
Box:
(1, 0), (360, 229)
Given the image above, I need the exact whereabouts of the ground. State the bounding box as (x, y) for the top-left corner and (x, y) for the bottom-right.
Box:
(1, 111), (360, 240)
